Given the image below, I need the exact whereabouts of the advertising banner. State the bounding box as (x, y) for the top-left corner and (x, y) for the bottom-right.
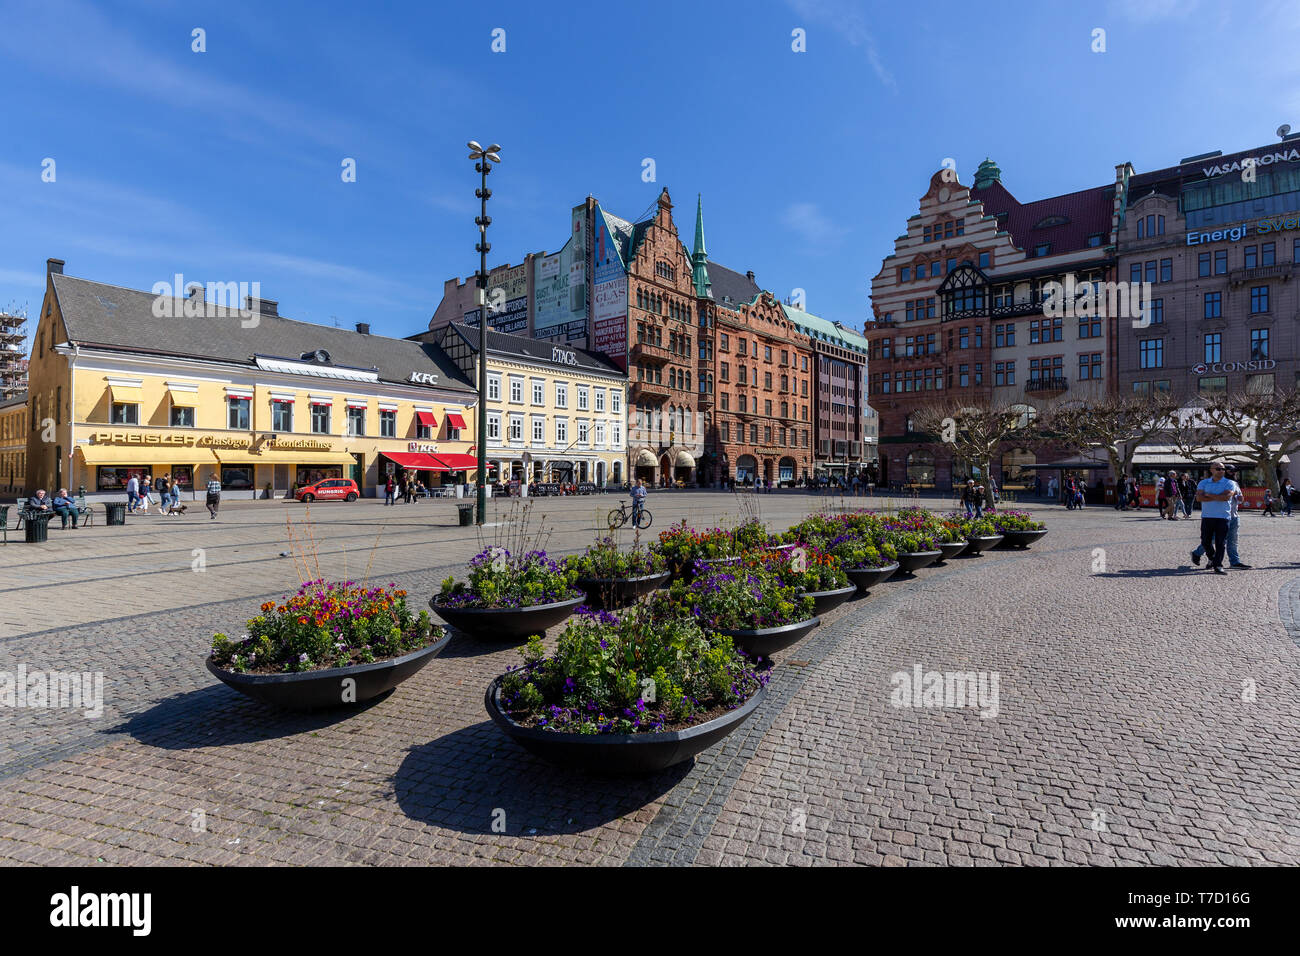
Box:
(591, 206), (628, 371)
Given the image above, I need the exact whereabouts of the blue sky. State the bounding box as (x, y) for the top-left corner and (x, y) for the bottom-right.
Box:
(1, 0), (1297, 348)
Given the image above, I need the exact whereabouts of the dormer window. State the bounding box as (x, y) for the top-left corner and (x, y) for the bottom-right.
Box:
(1034, 215), (1070, 229)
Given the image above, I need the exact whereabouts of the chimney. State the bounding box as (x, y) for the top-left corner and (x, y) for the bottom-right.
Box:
(47, 258), (64, 276)
(746, 270), (755, 282)
(356, 322), (370, 335)
(244, 295), (279, 316)
(187, 284), (203, 300)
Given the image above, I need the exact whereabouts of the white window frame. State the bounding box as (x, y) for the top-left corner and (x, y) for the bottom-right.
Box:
(611, 388), (621, 413)
(509, 414), (523, 443)
(578, 420), (589, 445)
(531, 379), (545, 405)
(487, 412), (501, 441)
(577, 385), (589, 411)
(555, 417), (568, 445)
(532, 416), (545, 444)
(555, 381), (568, 409)
(509, 376), (524, 404)
(594, 421), (606, 446)
(379, 408), (397, 438)
(612, 421), (622, 448)
(594, 388), (605, 412)
(271, 400), (293, 432)
(488, 373), (501, 402)
(111, 402), (139, 425)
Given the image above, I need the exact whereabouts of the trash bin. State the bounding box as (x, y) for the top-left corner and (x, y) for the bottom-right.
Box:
(457, 503), (474, 527)
(104, 502), (127, 526)
(24, 512), (52, 543)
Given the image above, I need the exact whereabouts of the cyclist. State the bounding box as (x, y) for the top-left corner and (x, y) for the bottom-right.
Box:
(631, 478), (648, 526)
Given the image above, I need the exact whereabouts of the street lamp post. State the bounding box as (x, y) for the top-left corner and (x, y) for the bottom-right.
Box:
(467, 140), (501, 525)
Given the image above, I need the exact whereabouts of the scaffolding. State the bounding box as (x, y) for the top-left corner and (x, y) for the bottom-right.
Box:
(0, 306), (28, 400)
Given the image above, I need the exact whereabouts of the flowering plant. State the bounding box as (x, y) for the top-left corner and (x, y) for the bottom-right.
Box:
(436, 547), (581, 609)
(828, 539), (896, 569)
(990, 510), (1046, 532)
(743, 546), (848, 592)
(653, 522), (740, 567)
(883, 528), (939, 553)
(680, 569), (815, 631)
(565, 536), (666, 578)
(967, 517), (999, 537)
(498, 605), (768, 735)
(210, 580), (437, 674)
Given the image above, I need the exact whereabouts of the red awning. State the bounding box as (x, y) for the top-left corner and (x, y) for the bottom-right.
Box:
(432, 453), (492, 471)
(445, 412), (467, 429)
(383, 452), (447, 471)
(415, 411), (437, 427)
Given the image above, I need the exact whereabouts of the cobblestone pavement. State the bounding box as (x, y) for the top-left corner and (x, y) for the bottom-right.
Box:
(1, 493), (1298, 865)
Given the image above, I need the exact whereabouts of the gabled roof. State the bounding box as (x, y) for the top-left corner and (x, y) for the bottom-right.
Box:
(782, 305), (870, 354)
(442, 322), (623, 375)
(50, 274), (474, 392)
(970, 180), (1114, 255)
(706, 262), (761, 306)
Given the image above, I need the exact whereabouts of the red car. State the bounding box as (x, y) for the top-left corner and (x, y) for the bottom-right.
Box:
(295, 477), (359, 503)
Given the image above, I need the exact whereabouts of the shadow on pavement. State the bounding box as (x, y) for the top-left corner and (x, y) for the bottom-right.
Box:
(1095, 567), (1209, 578)
(117, 684), (391, 749)
(392, 721), (690, 836)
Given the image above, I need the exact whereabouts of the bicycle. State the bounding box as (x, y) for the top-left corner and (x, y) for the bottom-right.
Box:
(607, 500), (652, 530)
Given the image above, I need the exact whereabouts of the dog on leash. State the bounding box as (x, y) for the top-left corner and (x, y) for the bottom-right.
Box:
(166, 503), (188, 516)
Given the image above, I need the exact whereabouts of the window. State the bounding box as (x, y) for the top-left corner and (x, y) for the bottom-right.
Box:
(171, 406), (194, 427)
(1245, 245), (1257, 268)
(416, 416), (432, 440)
(738, 338), (746, 355)
(1199, 376), (1227, 395)
(1087, 234), (1103, 247)
(994, 323), (1015, 347)
(899, 266), (911, 282)
(1139, 339), (1164, 369)
(1246, 373), (1274, 395)
(1147, 298), (1164, 325)
(721, 393), (730, 411)
(555, 382), (568, 408)
(750, 424), (758, 443)
(738, 394), (746, 413)
(720, 362), (730, 382)
(487, 413), (500, 441)
(1198, 252), (1211, 277)
(1160, 258), (1172, 282)
(577, 386), (589, 410)
(974, 363), (983, 385)
(1251, 285), (1269, 313)
(720, 333), (729, 351)
(1251, 328), (1269, 360)
(532, 380), (544, 405)
(764, 372), (772, 390)
(1130, 264), (1142, 285)
(594, 389), (605, 412)
(612, 421), (622, 446)
(509, 416), (523, 442)
(487, 374), (500, 401)
(802, 355), (808, 371)
(994, 361), (1015, 386)
(721, 422), (730, 442)
(1133, 381), (1151, 395)
(345, 406), (365, 437)
(959, 364), (969, 387)
(979, 252), (990, 269)
(1078, 314), (1101, 338)
(1204, 292), (1222, 319)
(1146, 261), (1157, 284)
(311, 404), (330, 434)
(379, 409), (396, 438)
(272, 401), (292, 432)
(228, 397), (250, 430)
(959, 328), (969, 349)
(509, 378), (522, 404)
(1078, 352), (1102, 380)
(764, 400), (772, 416)
(764, 346), (772, 362)
(1204, 333), (1222, 363)
(532, 417), (544, 442)
(611, 389), (621, 413)
(1215, 250), (1227, 275)
(1034, 244), (1050, 257)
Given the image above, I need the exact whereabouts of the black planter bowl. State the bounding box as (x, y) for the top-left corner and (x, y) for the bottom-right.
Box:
(485, 675), (765, 774)
(895, 550), (942, 574)
(575, 571), (670, 608)
(429, 593), (586, 641)
(205, 629), (451, 711)
(964, 534), (1004, 555)
(935, 540), (970, 562)
(803, 584), (856, 615)
(995, 529), (1048, 549)
(713, 616), (820, 657)
(845, 562), (900, 593)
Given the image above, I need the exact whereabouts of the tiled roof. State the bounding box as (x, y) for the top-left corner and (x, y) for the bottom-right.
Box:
(443, 322), (623, 375)
(706, 261), (761, 306)
(970, 180), (1114, 255)
(51, 274), (475, 392)
(782, 305), (870, 354)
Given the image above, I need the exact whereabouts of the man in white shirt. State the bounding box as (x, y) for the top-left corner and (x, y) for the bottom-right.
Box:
(1191, 461), (1238, 574)
(126, 474), (139, 514)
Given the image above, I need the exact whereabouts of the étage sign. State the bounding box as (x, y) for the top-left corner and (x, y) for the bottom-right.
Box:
(551, 346), (579, 366)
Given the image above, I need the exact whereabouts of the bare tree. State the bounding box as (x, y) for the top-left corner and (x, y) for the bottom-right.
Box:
(1163, 403), (1231, 466)
(1037, 391), (1179, 480)
(911, 397), (1032, 507)
(1197, 386), (1300, 492)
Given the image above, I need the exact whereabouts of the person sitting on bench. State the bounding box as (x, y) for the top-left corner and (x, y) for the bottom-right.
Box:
(51, 488), (79, 529)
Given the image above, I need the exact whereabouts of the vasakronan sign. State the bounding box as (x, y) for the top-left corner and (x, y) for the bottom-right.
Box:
(1191, 359), (1277, 374)
(1200, 147), (1300, 178)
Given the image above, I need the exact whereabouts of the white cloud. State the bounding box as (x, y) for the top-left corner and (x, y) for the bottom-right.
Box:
(785, 0), (897, 90)
(782, 202), (847, 243)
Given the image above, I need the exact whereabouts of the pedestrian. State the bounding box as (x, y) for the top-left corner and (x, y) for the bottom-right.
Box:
(137, 476), (153, 514)
(631, 477), (647, 525)
(987, 475), (999, 511)
(205, 472), (222, 519)
(126, 473), (139, 513)
(1191, 461), (1238, 574)
(961, 479), (977, 518)
(1282, 479), (1295, 517)
(1157, 470), (1171, 519)
(51, 488), (78, 529)
(1263, 487), (1278, 517)
(158, 474), (171, 516)
(1180, 473), (1196, 520)
(973, 484), (986, 519)
(1171, 472), (1190, 519)
(170, 476), (183, 514)
(404, 473), (415, 504)
(384, 473), (395, 506)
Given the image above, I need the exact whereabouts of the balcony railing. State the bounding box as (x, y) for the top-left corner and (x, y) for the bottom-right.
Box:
(1227, 262), (1293, 287)
(989, 299), (1045, 319)
(1024, 376), (1068, 393)
(631, 380), (670, 403)
(630, 340), (673, 364)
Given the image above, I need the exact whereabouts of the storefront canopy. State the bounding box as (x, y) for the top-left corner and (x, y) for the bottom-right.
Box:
(432, 453), (487, 470)
(415, 411), (437, 427)
(383, 451), (447, 471)
(77, 445), (218, 465)
(445, 412), (467, 430)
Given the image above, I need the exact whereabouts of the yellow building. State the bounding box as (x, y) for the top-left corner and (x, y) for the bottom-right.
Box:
(432, 323), (627, 487)
(0, 393), (27, 495)
(26, 261), (477, 498)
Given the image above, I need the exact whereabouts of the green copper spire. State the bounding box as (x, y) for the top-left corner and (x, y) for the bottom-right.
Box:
(973, 157), (1001, 190)
(692, 193), (711, 298)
